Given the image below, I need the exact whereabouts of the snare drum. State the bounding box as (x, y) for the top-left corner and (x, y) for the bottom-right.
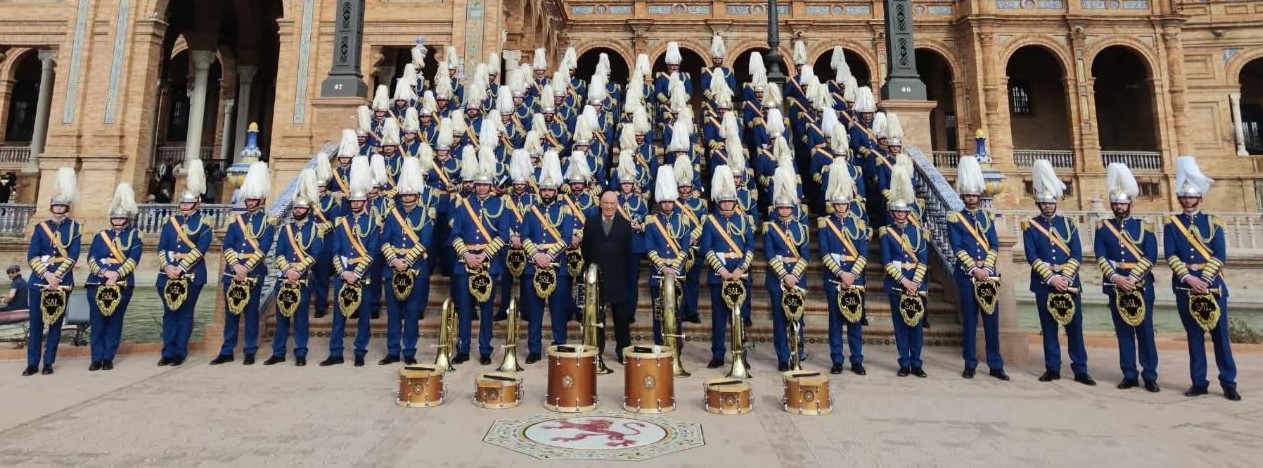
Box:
(703, 378), (752, 415)
(622, 345), (675, 413)
(782, 371), (832, 415)
(544, 345), (597, 413)
(474, 373), (523, 409)
(397, 366), (444, 408)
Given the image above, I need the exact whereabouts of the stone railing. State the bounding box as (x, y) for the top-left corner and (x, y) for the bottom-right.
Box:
(0, 204), (35, 236)
(996, 210), (1263, 254)
(931, 150), (960, 169)
(1101, 151), (1162, 172)
(0, 146), (31, 166)
(134, 204), (235, 235)
(909, 147), (966, 275)
(1013, 149), (1074, 169)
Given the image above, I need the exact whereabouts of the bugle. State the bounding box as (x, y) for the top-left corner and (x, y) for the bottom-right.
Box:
(782, 283), (806, 371)
(497, 298), (523, 372)
(434, 298), (457, 372)
(660, 272), (689, 377)
(722, 276), (751, 379)
(581, 264), (613, 375)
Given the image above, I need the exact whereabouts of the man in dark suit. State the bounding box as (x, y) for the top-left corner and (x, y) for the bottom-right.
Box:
(582, 191), (634, 363)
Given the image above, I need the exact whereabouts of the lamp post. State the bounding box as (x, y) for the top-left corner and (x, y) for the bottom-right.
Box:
(765, 1), (787, 86)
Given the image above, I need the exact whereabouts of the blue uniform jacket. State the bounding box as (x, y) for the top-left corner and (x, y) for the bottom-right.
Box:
(156, 211), (214, 286)
(87, 228), (143, 288)
(1022, 215), (1083, 294)
(1094, 217), (1156, 294)
(700, 212), (756, 285)
(28, 218), (83, 287)
(1163, 212), (1228, 295)
(881, 222), (930, 294)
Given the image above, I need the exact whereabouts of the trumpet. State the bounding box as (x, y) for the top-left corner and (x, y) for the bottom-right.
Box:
(660, 272), (689, 377)
(497, 298), (523, 372)
(582, 264), (614, 374)
(434, 298), (457, 372)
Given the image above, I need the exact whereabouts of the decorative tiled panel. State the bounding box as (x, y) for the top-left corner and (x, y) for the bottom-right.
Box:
(571, 5), (594, 14)
(609, 5), (633, 14)
(724, 4), (790, 14)
(1081, 0), (1106, 8)
(998, 0), (1062, 8)
(806, 5), (831, 14)
(1122, 0), (1148, 9)
(927, 5), (955, 15)
(845, 5), (870, 15)
(996, 0), (1021, 9)
(1038, 0), (1063, 8)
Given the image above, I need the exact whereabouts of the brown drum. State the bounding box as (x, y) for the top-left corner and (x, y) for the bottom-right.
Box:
(397, 366), (444, 408)
(544, 345), (597, 413)
(782, 371), (832, 415)
(703, 378), (753, 415)
(622, 345), (676, 413)
(474, 373), (523, 409)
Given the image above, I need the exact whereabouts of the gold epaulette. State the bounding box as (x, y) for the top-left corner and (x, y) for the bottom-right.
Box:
(1020, 219), (1030, 231)
(1211, 215), (1225, 228)
(947, 212), (959, 223)
(265, 216), (278, 226)
(879, 226), (888, 237)
(816, 217), (827, 229)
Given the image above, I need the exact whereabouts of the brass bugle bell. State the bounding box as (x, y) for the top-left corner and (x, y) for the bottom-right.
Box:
(661, 272), (689, 377)
(497, 298), (523, 372)
(582, 264), (614, 374)
(724, 276), (751, 379)
(434, 298), (457, 372)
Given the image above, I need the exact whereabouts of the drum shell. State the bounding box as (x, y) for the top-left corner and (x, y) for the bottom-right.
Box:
(782, 372), (832, 415)
(622, 346), (676, 413)
(397, 367), (445, 408)
(544, 345), (597, 412)
(474, 373), (523, 409)
(703, 378), (752, 415)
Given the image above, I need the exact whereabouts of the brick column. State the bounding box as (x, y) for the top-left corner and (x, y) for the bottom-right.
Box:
(184, 50), (216, 164)
(26, 50), (56, 174)
(1162, 28), (1192, 157)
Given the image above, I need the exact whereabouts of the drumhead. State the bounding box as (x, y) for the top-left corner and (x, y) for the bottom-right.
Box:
(622, 345), (671, 359)
(704, 378), (750, 392)
(547, 344), (597, 358)
(478, 372), (522, 385)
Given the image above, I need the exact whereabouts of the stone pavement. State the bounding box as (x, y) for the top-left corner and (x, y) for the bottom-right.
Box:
(0, 340), (1260, 467)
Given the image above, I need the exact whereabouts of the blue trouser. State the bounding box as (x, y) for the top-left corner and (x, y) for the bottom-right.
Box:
(386, 266), (429, 359)
(522, 280), (545, 355)
(1035, 291), (1088, 376)
(160, 282), (203, 359)
(27, 288), (66, 367)
(710, 279), (752, 361)
(220, 278), (264, 357)
(1107, 287), (1157, 382)
(824, 281), (864, 366)
(370, 254), (386, 313)
(312, 250), (333, 313)
(889, 294), (925, 369)
(682, 262), (702, 320)
(769, 285), (804, 365)
(453, 272), (495, 357)
(958, 274), (1004, 371)
(88, 285), (133, 362)
(330, 279), (372, 359)
(524, 274), (572, 350)
(271, 286), (311, 359)
(1175, 290), (1236, 390)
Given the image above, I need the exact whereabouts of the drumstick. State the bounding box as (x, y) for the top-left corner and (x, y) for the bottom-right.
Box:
(790, 372), (821, 378)
(483, 374), (517, 381)
(708, 380), (743, 387)
(633, 346), (654, 353)
(557, 345), (577, 353)
(405, 365), (436, 372)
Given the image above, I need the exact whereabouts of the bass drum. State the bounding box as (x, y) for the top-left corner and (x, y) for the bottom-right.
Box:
(544, 345), (597, 413)
(622, 345), (675, 413)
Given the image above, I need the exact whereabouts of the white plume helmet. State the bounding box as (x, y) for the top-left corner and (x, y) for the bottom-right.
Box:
(635, 53), (652, 77)
(370, 153), (388, 187)
(435, 69), (454, 99)
(381, 118), (402, 146)
(830, 121), (850, 155)
(372, 84), (391, 111)
(619, 123), (637, 150)
(1105, 162), (1139, 204)
(772, 165), (799, 207)
(726, 132), (746, 174)
(711, 32), (727, 58)
(396, 67), (418, 101)
(633, 106), (650, 134)
(450, 112), (467, 137)
(562, 46), (578, 70)
(894, 151), (913, 176)
(241, 161), (271, 201)
(338, 128), (360, 158)
(532, 47), (548, 70)
(465, 79), (487, 110)
(479, 117), (499, 151)
(411, 37), (427, 66)
(315, 146), (333, 184)
(766, 108), (785, 137)
(799, 64), (816, 85)
(496, 88), (514, 114)
(872, 112), (888, 139)
(588, 76), (608, 103)
(573, 110), (594, 145)
(509, 67), (528, 97)
(624, 84), (643, 110)
(711, 69), (733, 108)
(539, 150), (564, 189)
(404, 107), (421, 134)
(886, 112), (905, 146)
(711, 165), (738, 202)
(809, 79), (831, 110)
(420, 91), (437, 114)
(673, 154), (694, 187)
(1175, 155), (1212, 198)
(956, 155), (986, 196)
(509, 148), (532, 184)
(566, 150), (592, 183)
(180, 159), (206, 203)
(1031, 159), (1066, 203)
(831, 46), (852, 79)
(348, 156), (372, 201)
(669, 76), (688, 112)
(668, 119), (691, 153)
(416, 144), (436, 175)
(436, 117), (454, 150)
(596, 53), (611, 77)
(655, 165), (679, 202)
(617, 148), (637, 184)
(551, 71), (569, 96)
(488, 52), (501, 76)
(524, 129), (544, 156)
(889, 163), (916, 212)
(826, 158), (855, 204)
(108, 182), (138, 218)
(721, 112), (739, 140)
(294, 168), (319, 208)
(774, 137), (794, 170)
(444, 45), (460, 69)
(459, 146), (479, 181)
(357, 105), (373, 135)
(842, 76), (859, 102)
(476, 145), (497, 184)
(749, 51), (766, 77)
(763, 85), (782, 108)
(792, 39), (807, 65)
(539, 84), (557, 112)
(854, 86), (877, 113)
(822, 107), (840, 136)
(665, 41), (682, 65)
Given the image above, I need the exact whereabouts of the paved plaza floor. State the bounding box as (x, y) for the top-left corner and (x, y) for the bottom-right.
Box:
(0, 340), (1260, 467)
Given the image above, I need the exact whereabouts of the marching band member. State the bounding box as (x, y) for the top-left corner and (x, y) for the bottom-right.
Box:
(819, 122), (867, 222)
(429, 118), (460, 278)
(1096, 163), (1157, 391)
(702, 33), (736, 111)
(1024, 160), (1093, 385)
(553, 71), (578, 126)
(449, 146), (507, 365)
(370, 85), (392, 142)
(615, 151), (649, 324)
(540, 87), (572, 152)
(850, 87), (880, 175)
(729, 136), (758, 222)
(22, 168), (81, 376)
(827, 46), (853, 113)
(443, 47), (465, 109)
(742, 53), (768, 145)
(674, 156), (707, 324)
(367, 154), (394, 318)
(357, 106), (376, 157)
(156, 161), (212, 367)
(498, 150), (537, 321)
(701, 165), (755, 369)
(313, 148), (343, 319)
(266, 169), (323, 367)
(332, 129), (357, 196)
(378, 118), (403, 195)
(434, 67), (457, 118)
(785, 39), (810, 126)
(527, 48), (549, 111)
(419, 92), (440, 143)
(765, 166), (811, 371)
(522, 151), (577, 362)
(401, 108), (423, 158)
(820, 163), (868, 375)
(1166, 156), (1239, 400)
(948, 156), (1009, 380)
(324, 156), (380, 367)
(654, 42), (692, 122)
(562, 152), (597, 318)
(496, 89), (525, 150)
(86, 183), (142, 371)
(411, 40), (430, 92)
(647, 166), (691, 344)
(381, 157), (434, 365)
(882, 165), (928, 378)
(213, 162), (276, 366)
(392, 71), (417, 124)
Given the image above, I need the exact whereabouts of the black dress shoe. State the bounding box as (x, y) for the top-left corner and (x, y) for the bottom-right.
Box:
(1224, 389), (1242, 401)
(743, 318), (752, 328)
(313, 309), (327, 319)
(1143, 380), (1159, 393)
(962, 368), (976, 379)
(403, 357), (417, 365)
(320, 357), (345, 367)
(264, 356), (285, 366)
(1038, 371), (1061, 382)
(1074, 374), (1097, 386)
(295, 357), (307, 367)
(243, 355), (256, 366)
(707, 358), (724, 369)
(777, 362), (790, 372)
(22, 366), (37, 376)
(989, 369), (1011, 381)
(860, 316), (869, 326)
(912, 368), (928, 378)
(830, 364), (844, 375)
(353, 357), (365, 367)
(1117, 378), (1140, 390)
(41, 365), (53, 375)
(684, 316), (702, 324)
(525, 353), (542, 364)
(209, 355), (234, 365)
(1184, 385), (1209, 397)
(897, 367), (910, 377)
(171, 357), (185, 366)
(453, 353), (470, 364)
(378, 356), (400, 366)
(851, 364), (867, 376)
(89, 361), (102, 371)
(102, 360), (114, 371)
(614, 354), (624, 365)
(493, 311), (508, 322)
(480, 355), (492, 365)
(157, 357), (172, 366)
(371, 311), (381, 319)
